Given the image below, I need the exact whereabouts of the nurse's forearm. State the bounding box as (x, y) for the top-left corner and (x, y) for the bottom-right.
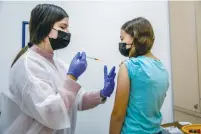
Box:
(59, 78), (81, 110)
(80, 91), (102, 110)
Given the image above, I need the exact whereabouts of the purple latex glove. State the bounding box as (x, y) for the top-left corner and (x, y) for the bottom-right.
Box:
(100, 65), (116, 97)
(67, 52), (87, 79)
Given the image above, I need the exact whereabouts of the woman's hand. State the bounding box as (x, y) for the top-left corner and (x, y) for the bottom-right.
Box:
(100, 66), (116, 97)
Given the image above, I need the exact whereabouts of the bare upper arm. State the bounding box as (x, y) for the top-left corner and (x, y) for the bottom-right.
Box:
(112, 64), (130, 117)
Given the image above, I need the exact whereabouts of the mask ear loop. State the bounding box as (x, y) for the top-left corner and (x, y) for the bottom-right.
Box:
(52, 28), (57, 31)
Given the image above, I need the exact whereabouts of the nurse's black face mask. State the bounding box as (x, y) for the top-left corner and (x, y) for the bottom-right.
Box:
(119, 42), (132, 57)
(49, 28), (71, 50)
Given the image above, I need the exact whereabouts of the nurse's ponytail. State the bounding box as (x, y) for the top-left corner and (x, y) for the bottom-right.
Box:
(11, 44), (30, 68)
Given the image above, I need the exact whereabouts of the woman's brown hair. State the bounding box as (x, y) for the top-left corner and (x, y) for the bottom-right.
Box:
(121, 17), (155, 58)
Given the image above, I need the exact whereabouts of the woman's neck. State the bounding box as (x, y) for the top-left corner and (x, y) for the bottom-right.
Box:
(37, 41), (54, 54)
(144, 52), (160, 60)
(31, 45), (54, 60)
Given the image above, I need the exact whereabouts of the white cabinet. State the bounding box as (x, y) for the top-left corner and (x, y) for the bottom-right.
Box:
(169, 1), (201, 122)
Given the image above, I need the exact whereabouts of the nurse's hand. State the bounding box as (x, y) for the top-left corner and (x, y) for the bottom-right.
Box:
(67, 52), (87, 80)
(100, 66), (116, 97)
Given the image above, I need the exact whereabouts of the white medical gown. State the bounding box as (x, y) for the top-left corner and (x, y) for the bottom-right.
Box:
(0, 46), (101, 134)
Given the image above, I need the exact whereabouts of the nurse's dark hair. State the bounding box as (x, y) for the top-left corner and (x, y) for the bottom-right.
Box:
(11, 4), (68, 67)
(121, 17), (155, 57)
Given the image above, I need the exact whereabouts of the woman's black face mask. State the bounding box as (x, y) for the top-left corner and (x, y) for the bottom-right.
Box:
(49, 28), (71, 50)
(119, 42), (132, 57)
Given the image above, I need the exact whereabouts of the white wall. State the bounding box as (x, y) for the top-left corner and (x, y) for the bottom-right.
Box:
(0, 1), (173, 134)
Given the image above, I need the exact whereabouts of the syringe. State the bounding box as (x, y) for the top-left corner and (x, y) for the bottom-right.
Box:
(86, 56), (101, 61)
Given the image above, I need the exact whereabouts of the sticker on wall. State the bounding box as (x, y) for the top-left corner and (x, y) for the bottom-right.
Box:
(22, 21), (29, 48)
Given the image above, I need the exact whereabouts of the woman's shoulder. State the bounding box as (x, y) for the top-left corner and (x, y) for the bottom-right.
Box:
(124, 57), (141, 67)
(11, 50), (47, 74)
(128, 56), (163, 65)
(124, 58), (140, 71)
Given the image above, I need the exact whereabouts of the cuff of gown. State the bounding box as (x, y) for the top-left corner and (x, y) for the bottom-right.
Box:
(63, 78), (81, 93)
(80, 91), (102, 110)
(59, 78), (81, 109)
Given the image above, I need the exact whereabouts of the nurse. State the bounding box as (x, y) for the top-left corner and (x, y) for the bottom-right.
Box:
(0, 4), (116, 134)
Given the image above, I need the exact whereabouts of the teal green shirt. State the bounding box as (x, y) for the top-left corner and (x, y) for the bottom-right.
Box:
(121, 56), (169, 134)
